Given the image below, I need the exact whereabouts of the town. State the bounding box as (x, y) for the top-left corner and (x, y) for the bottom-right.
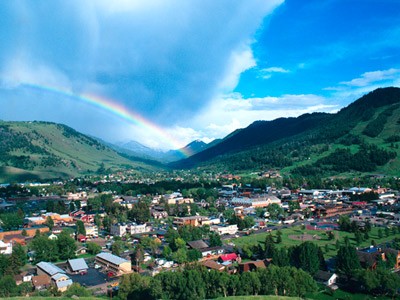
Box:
(0, 172), (399, 299)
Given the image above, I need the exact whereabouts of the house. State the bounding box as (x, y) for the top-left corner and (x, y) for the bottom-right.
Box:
(238, 260), (268, 273)
(77, 234), (87, 242)
(187, 240), (209, 250)
(173, 216), (209, 227)
(3, 234), (26, 245)
(84, 224), (98, 238)
(95, 252), (132, 276)
(75, 246), (87, 255)
(32, 275), (51, 291)
(0, 239), (13, 254)
(314, 270), (338, 287)
(218, 253), (239, 263)
(51, 273), (73, 292)
(201, 260), (225, 271)
(67, 258), (89, 274)
(356, 249), (385, 269)
(36, 261), (66, 277)
(48, 233), (58, 240)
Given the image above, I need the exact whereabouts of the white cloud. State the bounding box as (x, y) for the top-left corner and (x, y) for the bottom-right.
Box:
(340, 68), (400, 87)
(259, 66), (290, 79)
(218, 46), (256, 91)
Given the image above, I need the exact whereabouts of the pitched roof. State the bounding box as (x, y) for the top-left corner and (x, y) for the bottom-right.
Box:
(202, 260), (224, 271)
(37, 262), (65, 276)
(96, 252), (128, 265)
(32, 275), (51, 287)
(55, 279), (73, 289)
(187, 240), (209, 250)
(68, 258), (88, 272)
(51, 273), (70, 281)
(314, 270), (337, 281)
(219, 253), (237, 261)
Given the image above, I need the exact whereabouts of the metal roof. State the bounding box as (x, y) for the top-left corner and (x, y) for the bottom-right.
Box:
(37, 262), (65, 276)
(51, 273), (69, 281)
(96, 252), (128, 265)
(56, 279), (73, 289)
(68, 258), (88, 272)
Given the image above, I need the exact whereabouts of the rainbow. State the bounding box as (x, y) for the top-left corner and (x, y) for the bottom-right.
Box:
(23, 83), (191, 157)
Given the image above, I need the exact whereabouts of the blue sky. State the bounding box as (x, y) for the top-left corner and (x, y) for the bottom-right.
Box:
(1, 0), (399, 149)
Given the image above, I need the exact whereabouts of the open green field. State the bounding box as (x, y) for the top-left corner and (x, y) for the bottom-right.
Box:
(230, 225), (400, 259)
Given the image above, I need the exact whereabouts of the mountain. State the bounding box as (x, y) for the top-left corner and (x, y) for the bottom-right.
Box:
(115, 140), (166, 160)
(0, 121), (165, 182)
(116, 139), (215, 163)
(171, 87), (400, 177)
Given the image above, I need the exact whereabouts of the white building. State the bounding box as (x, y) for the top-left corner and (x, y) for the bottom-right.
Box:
(111, 222), (151, 237)
(210, 224), (238, 235)
(0, 240), (12, 255)
(84, 224), (99, 238)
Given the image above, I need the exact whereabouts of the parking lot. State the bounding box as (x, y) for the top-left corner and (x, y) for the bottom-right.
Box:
(69, 268), (117, 287)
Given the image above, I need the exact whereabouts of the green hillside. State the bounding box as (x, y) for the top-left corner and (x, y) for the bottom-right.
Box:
(0, 121), (164, 182)
(172, 87), (400, 177)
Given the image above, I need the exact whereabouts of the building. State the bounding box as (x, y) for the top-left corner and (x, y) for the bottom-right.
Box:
(36, 261), (66, 277)
(51, 273), (73, 292)
(32, 275), (51, 291)
(36, 261), (73, 292)
(238, 260), (268, 273)
(314, 271), (338, 287)
(95, 252), (132, 276)
(84, 224), (98, 238)
(110, 222), (151, 237)
(231, 195), (281, 208)
(67, 258), (88, 274)
(0, 240), (12, 255)
(173, 216), (209, 227)
(210, 224), (238, 235)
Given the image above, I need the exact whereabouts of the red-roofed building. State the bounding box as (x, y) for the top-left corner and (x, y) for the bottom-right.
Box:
(218, 253), (238, 263)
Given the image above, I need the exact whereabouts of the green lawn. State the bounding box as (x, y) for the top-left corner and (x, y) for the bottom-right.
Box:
(230, 225), (400, 259)
(212, 296), (299, 300)
(306, 287), (392, 300)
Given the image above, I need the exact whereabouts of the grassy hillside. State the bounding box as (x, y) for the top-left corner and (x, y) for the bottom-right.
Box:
(0, 121), (164, 182)
(172, 87), (400, 177)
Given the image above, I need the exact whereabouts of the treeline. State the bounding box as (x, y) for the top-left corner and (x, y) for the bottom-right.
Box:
(117, 264), (318, 300)
(292, 144), (396, 176)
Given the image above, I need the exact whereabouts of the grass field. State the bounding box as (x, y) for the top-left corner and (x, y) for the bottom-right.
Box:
(212, 296), (299, 300)
(230, 225), (400, 258)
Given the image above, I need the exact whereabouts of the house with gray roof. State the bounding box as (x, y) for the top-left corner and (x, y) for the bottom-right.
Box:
(95, 252), (131, 276)
(67, 258), (88, 274)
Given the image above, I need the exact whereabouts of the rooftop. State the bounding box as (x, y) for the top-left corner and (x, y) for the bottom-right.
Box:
(68, 258), (88, 272)
(37, 261), (65, 276)
(96, 252), (128, 265)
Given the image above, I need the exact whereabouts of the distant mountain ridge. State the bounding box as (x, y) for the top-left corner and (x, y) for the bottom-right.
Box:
(115, 139), (216, 162)
(171, 87), (400, 176)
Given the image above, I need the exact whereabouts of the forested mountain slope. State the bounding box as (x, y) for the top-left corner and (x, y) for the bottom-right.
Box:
(172, 87), (400, 177)
(0, 121), (164, 182)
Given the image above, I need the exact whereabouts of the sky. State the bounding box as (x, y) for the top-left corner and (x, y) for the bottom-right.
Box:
(1, 0), (400, 151)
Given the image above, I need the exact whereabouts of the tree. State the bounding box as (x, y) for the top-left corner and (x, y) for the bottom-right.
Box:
(276, 230), (282, 244)
(21, 229), (28, 237)
(266, 204), (283, 220)
(57, 231), (77, 260)
(162, 245), (172, 260)
(87, 242), (102, 255)
(264, 234), (276, 259)
(336, 244), (361, 276)
(378, 228), (383, 238)
(8, 244), (27, 273)
(111, 240), (124, 256)
(31, 235), (59, 262)
(63, 283), (91, 297)
(187, 249), (202, 262)
(94, 214), (102, 229)
(209, 232), (222, 247)
(0, 275), (18, 297)
(273, 247), (289, 267)
(45, 216), (54, 230)
(338, 215), (351, 231)
(76, 220), (86, 236)
(289, 242), (322, 275)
